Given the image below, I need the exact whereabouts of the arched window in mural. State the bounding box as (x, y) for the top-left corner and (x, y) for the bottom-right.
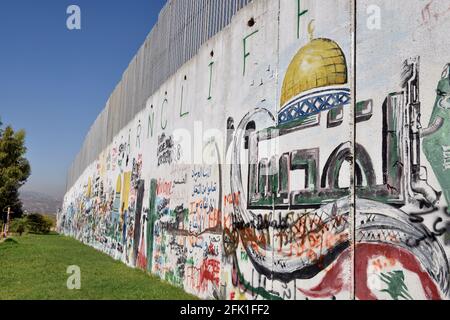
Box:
(227, 117), (235, 130)
(258, 158), (269, 197)
(268, 155), (277, 197)
(338, 159), (352, 189)
(244, 121), (256, 150)
(226, 117), (235, 150)
(278, 153), (290, 198)
(321, 142), (376, 190)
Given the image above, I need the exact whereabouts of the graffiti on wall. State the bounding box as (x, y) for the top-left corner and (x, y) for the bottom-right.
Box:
(59, 0), (450, 300)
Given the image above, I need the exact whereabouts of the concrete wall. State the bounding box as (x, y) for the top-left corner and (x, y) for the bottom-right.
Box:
(59, 0), (450, 300)
(66, 0), (253, 189)
(354, 0), (450, 300)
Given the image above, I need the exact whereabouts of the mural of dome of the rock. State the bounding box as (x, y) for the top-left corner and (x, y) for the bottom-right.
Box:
(279, 38), (349, 126)
(281, 38), (347, 106)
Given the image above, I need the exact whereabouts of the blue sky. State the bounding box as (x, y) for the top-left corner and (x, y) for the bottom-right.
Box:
(0, 0), (166, 198)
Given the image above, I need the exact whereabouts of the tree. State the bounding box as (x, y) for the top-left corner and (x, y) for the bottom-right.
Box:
(26, 214), (52, 234)
(0, 118), (31, 218)
(10, 217), (28, 236)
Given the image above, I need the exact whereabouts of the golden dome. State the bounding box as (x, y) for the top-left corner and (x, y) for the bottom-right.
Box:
(280, 38), (348, 108)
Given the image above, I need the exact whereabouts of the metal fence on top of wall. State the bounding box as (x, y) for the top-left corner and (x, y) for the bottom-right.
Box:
(66, 0), (252, 192)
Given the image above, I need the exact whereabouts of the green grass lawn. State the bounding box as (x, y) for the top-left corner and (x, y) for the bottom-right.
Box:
(0, 233), (198, 300)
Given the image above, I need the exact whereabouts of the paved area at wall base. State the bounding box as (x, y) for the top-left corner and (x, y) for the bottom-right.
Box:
(0, 234), (197, 300)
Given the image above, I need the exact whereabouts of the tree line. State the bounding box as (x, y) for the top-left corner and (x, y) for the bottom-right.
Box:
(0, 117), (31, 219)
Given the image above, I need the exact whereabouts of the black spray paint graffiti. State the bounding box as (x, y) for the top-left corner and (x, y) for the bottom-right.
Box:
(157, 133), (181, 167)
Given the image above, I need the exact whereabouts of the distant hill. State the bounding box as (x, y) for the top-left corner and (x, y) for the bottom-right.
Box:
(20, 191), (62, 215)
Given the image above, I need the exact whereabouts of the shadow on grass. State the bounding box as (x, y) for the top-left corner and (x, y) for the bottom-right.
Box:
(14, 231), (60, 236)
(0, 238), (19, 245)
(29, 231), (60, 236)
